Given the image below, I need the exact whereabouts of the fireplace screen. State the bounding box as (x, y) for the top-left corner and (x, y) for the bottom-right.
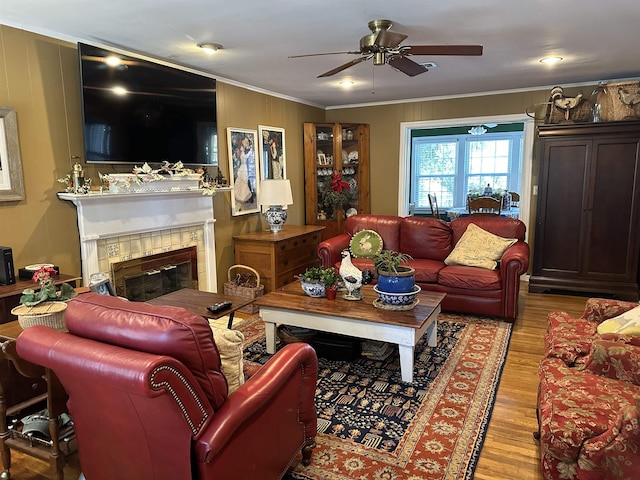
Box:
(111, 247), (198, 301)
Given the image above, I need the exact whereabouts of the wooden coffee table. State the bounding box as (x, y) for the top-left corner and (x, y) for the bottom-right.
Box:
(253, 283), (446, 383)
(147, 288), (254, 328)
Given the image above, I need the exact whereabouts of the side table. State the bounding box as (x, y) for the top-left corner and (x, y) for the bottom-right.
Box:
(0, 322), (76, 480)
(233, 225), (324, 293)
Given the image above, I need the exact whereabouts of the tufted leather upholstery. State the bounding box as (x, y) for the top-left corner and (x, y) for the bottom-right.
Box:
(16, 293), (318, 480)
(318, 214), (529, 320)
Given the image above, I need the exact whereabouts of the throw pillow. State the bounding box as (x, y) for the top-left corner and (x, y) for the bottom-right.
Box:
(349, 229), (383, 258)
(597, 305), (640, 335)
(209, 323), (245, 393)
(444, 223), (517, 270)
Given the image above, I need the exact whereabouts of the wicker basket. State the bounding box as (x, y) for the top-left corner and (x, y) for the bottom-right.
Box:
(223, 265), (264, 314)
(11, 302), (68, 332)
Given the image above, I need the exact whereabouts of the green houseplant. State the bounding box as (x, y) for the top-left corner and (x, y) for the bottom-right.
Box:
(373, 250), (415, 294)
(296, 267), (341, 298)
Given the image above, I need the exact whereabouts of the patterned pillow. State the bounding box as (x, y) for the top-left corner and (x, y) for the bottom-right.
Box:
(209, 324), (245, 393)
(349, 229), (383, 258)
(597, 305), (640, 335)
(444, 223), (517, 270)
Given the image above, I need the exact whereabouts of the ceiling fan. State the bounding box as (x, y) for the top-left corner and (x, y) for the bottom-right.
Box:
(289, 20), (483, 78)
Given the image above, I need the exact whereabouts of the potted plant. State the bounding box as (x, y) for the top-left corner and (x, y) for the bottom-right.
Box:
(321, 268), (341, 300)
(11, 266), (78, 331)
(296, 266), (328, 297)
(373, 250), (415, 293)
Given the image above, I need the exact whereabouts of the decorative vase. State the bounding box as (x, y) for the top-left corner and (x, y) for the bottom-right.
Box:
(300, 280), (326, 297)
(376, 266), (416, 293)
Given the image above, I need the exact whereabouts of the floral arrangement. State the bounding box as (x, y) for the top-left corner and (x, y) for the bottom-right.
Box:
(98, 161), (217, 195)
(467, 185), (506, 202)
(319, 172), (352, 215)
(57, 174), (92, 194)
(19, 266), (77, 306)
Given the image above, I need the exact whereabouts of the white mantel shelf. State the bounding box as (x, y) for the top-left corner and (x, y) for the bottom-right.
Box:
(59, 187), (232, 291)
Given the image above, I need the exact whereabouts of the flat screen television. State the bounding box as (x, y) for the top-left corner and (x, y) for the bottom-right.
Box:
(78, 42), (218, 167)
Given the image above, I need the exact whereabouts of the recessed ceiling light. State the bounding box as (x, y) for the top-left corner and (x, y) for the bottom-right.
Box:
(339, 80), (354, 88)
(540, 56), (563, 65)
(197, 43), (223, 54)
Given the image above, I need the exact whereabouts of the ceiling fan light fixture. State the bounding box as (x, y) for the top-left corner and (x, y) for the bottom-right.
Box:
(540, 56), (563, 65)
(339, 80), (354, 88)
(197, 43), (223, 54)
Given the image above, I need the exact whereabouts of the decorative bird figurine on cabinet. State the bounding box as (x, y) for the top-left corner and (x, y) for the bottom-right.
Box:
(550, 86), (584, 122)
(618, 87), (640, 119)
(339, 250), (374, 300)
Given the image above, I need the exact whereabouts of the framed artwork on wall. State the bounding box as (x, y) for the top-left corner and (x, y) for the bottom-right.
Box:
(0, 107), (25, 201)
(227, 127), (260, 216)
(258, 125), (286, 180)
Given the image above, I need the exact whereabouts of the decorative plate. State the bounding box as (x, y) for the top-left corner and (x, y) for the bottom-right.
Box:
(349, 229), (383, 258)
(25, 263), (55, 271)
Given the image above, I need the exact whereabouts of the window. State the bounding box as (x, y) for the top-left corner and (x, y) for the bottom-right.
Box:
(410, 125), (523, 213)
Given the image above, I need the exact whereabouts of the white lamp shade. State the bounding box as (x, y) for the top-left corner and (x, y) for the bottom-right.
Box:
(258, 179), (293, 206)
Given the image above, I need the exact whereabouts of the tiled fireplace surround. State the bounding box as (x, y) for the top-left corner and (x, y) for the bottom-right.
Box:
(58, 189), (228, 292)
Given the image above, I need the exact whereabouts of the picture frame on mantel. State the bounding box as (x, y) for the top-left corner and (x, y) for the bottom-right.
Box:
(227, 127), (260, 216)
(0, 107), (25, 201)
(258, 125), (286, 180)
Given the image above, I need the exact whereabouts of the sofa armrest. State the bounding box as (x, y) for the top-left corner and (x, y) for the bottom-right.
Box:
(582, 298), (639, 324)
(581, 339), (640, 385)
(499, 241), (529, 276)
(195, 342), (318, 462)
(318, 233), (351, 268)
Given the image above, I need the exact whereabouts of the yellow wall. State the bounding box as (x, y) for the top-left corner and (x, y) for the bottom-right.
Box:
(0, 25), (323, 288)
(0, 24), (592, 289)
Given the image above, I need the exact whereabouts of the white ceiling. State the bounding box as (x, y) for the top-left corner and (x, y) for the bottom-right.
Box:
(2, 0), (640, 108)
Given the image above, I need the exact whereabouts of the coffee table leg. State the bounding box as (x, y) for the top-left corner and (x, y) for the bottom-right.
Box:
(427, 319), (437, 347)
(265, 321), (277, 354)
(398, 344), (414, 383)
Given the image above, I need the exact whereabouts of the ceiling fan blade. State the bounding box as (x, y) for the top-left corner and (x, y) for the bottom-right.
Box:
(374, 30), (408, 49)
(388, 55), (428, 77)
(288, 51), (361, 59)
(318, 56), (370, 78)
(403, 45), (483, 56)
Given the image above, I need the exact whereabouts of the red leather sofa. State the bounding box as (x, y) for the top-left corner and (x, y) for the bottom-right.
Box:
(537, 298), (640, 480)
(317, 214), (529, 320)
(16, 293), (318, 480)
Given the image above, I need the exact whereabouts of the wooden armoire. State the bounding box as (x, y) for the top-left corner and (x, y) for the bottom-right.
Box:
(529, 121), (640, 301)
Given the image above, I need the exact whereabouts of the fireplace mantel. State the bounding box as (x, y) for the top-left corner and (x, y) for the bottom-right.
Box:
(59, 188), (231, 291)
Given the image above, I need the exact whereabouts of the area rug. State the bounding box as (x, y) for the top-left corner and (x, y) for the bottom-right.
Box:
(238, 313), (512, 480)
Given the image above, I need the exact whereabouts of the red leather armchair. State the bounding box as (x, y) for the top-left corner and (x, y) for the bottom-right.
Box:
(16, 293), (318, 480)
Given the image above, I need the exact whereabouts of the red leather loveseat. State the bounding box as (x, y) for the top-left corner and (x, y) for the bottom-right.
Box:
(317, 214), (529, 320)
(16, 293), (318, 480)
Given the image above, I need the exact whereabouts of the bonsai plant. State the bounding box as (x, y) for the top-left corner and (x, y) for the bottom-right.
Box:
(373, 250), (415, 294)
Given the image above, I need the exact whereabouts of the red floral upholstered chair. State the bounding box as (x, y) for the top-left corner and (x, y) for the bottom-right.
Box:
(537, 298), (640, 480)
(16, 293), (318, 480)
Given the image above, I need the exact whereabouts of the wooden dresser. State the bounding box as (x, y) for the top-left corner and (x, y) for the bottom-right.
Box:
(233, 225), (324, 293)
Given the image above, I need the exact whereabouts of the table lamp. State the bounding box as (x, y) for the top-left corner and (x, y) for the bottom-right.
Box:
(258, 179), (293, 233)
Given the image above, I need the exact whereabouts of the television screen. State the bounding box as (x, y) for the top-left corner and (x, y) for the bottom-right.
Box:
(78, 42), (218, 166)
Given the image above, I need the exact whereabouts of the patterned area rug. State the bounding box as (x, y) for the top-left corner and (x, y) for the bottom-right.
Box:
(238, 313), (512, 480)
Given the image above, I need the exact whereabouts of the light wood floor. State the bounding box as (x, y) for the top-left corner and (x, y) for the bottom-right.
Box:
(7, 284), (590, 480)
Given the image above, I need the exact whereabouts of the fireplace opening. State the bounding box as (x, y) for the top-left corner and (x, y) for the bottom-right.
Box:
(111, 247), (198, 301)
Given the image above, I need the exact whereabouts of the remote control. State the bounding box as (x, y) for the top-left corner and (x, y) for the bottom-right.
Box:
(207, 301), (232, 314)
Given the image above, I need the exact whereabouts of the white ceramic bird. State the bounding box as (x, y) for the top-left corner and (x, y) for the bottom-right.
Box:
(552, 89), (584, 121)
(339, 250), (374, 300)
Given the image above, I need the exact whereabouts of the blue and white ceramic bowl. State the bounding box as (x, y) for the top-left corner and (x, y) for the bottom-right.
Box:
(374, 284), (421, 306)
(300, 280), (326, 297)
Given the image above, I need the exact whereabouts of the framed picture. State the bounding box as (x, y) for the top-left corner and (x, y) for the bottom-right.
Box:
(258, 125), (286, 180)
(227, 127), (260, 216)
(0, 107), (25, 201)
(89, 278), (116, 296)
